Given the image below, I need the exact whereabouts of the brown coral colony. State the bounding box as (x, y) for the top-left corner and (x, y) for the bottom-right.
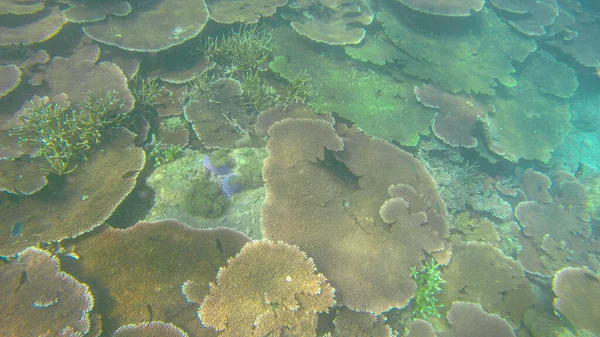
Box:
(1, 0), (599, 336)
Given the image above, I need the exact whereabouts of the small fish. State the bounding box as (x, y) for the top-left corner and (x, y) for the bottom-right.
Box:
(15, 270), (27, 292)
(575, 162), (584, 179)
(10, 221), (23, 237)
(375, 89), (383, 97)
(146, 303), (153, 321)
(215, 238), (223, 256)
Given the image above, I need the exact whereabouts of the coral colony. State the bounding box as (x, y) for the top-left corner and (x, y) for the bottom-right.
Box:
(2, 0), (600, 336)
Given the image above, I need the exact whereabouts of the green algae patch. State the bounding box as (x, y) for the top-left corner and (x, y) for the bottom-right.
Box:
(269, 26), (434, 146)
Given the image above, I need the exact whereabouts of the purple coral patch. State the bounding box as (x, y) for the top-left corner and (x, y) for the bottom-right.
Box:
(202, 155), (229, 175)
(222, 174), (241, 196)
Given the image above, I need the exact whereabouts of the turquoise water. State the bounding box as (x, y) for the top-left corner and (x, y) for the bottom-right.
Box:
(0, 0), (599, 336)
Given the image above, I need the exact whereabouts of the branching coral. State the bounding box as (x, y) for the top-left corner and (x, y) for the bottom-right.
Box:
(242, 70), (278, 113)
(9, 92), (126, 175)
(410, 258), (445, 319)
(205, 24), (272, 75)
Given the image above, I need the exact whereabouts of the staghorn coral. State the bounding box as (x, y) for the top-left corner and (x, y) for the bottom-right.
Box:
(197, 240), (335, 336)
(261, 118), (449, 313)
(414, 84), (493, 148)
(82, 0), (209, 52)
(112, 321), (189, 337)
(396, 0), (485, 16)
(9, 92), (127, 176)
(205, 24), (272, 76)
(207, 0), (287, 24)
(437, 242), (534, 326)
(0, 247), (94, 336)
(410, 258), (445, 320)
(0, 128), (145, 257)
(552, 267), (600, 334)
(62, 220), (250, 336)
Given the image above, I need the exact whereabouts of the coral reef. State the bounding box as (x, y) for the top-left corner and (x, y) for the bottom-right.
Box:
(289, 0), (374, 45)
(397, 0), (485, 16)
(207, 0), (286, 24)
(9, 92), (127, 175)
(0, 247), (94, 336)
(440, 301), (516, 337)
(0, 128), (145, 256)
(410, 258), (445, 319)
(437, 242), (534, 326)
(62, 220), (250, 335)
(197, 240), (335, 336)
(82, 0), (209, 52)
(414, 84), (493, 148)
(552, 267), (600, 334)
(332, 308), (392, 337)
(269, 24), (435, 146)
(112, 321), (189, 337)
(261, 117), (449, 313)
(205, 24), (272, 74)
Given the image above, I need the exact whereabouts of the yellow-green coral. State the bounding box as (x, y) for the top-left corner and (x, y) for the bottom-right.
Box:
(410, 258), (445, 320)
(205, 24), (272, 75)
(9, 91), (126, 176)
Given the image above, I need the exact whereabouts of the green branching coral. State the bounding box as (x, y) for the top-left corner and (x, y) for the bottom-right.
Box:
(241, 70), (278, 113)
(149, 144), (182, 166)
(131, 77), (162, 111)
(410, 258), (445, 320)
(205, 24), (272, 76)
(284, 69), (316, 106)
(9, 91), (126, 176)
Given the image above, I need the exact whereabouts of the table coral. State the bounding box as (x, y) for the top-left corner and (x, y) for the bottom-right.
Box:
(269, 24), (435, 146)
(261, 118), (449, 313)
(62, 220), (250, 336)
(112, 321), (189, 337)
(0, 128), (145, 256)
(552, 267), (600, 334)
(414, 84), (493, 148)
(396, 0), (485, 16)
(290, 0), (373, 45)
(0, 64), (21, 98)
(0, 6), (66, 46)
(437, 242), (534, 326)
(0, 247), (94, 336)
(207, 0), (287, 24)
(197, 240), (335, 336)
(82, 0), (209, 52)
